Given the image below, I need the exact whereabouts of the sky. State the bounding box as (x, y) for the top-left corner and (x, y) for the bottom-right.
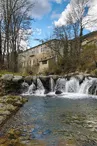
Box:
(27, 0), (97, 48)
(28, 0), (70, 47)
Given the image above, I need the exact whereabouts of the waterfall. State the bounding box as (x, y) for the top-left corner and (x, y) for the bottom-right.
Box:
(65, 77), (79, 93)
(55, 78), (66, 92)
(23, 76), (97, 97)
(49, 78), (55, 92)
(79, 77), (97, 94)
(35, 78), (45, 95)
(27, 82), (36, 94)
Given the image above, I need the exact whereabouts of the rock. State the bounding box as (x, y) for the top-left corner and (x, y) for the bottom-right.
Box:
(44, 89), (49, 94)
(55, 90), (62, 94)
(13, 76), (23, 82)
(39, 76), (50, 91)
(0, 137), (7, 144)
(1, 74), (14, 81)
(6, 104), (16, 111)
(21, 82), (29, 88)
(39, 76), (49, 82)
(0, 95), (28, 129)
(89, 81), (97, 95)
(32, 76), (37, 85)
(49, 75), (59, 81)
(76, 74), (85, 84)
(14, 101), (23, 106)
(21, 82), (29, 93)
(0, 110), (10, 116)
(0, 103), (4, 107)
(0, 116), (6, 125)
(24, 76), (33, 85)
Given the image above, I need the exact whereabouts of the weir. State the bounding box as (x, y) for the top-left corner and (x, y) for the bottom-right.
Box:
(23, 76), (97, 97)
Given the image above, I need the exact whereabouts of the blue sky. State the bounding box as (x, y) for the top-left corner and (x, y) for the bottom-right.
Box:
(28, 0), (97, 48)
(29, 0), (70, 47)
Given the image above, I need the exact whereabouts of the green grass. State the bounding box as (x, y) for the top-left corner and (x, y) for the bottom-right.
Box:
(0, 70), (29, 77)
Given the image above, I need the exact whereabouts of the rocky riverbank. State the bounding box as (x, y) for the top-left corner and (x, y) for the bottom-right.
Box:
(0, 128), (46, 146)
(0, 95), (28, 128)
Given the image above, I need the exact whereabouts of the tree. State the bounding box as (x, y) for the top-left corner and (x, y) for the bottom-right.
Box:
(0, 0), (34, 71)
(80, 44), (97, 71)
(47, 24), (80, 73)
(47, 0), (95, 73)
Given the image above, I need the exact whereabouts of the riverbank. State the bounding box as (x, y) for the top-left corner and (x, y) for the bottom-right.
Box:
(0, 95), (28, 128)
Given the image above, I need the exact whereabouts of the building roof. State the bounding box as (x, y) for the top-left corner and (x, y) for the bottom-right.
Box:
(19, 39), (58, 54)
(82, 31), (97, 40)
(19, 31), (97, 55)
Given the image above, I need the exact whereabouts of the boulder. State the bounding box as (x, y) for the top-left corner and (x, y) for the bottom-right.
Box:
(21, 82), (29, 93)
(32, 76), (37, 85)
(39, 76), (49, 82)
(39, 76), (50, 91)
(49, 75), (59, 81)
(55, 90), (62, 94)
(12, 76), (23, 82)
(76, 74), (85, 84)
(0, 110), (10, 116)
(24, 76), (33, 85)
(1, 74), (14, 81)
(0, 116), (6, 125)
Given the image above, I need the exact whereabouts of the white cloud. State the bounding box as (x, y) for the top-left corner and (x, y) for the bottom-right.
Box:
(54, 0), (62, 4)
(54, 0), (97, 31)
(51, 11), (61, 19)
(83, 0), (97, 31)
(19, 28), (33, 50)
(28, 0), (51, 19)
(54, 3), (71, 26)
(48, 25), (53, 29)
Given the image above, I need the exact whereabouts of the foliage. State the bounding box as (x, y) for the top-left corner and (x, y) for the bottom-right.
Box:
(91, 69), (97, 76)
(0, 0), (34, 72)
(0, 70), (29, 77)
(80, 44), (97, 72)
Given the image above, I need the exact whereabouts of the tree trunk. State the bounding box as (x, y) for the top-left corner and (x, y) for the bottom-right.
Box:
(0, 21), (2, 68)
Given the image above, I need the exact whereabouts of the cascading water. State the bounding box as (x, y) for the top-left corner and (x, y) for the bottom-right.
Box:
(35, 78), (45, 95)
(24, 76), (97, 97)
(79, 77), (97, 94)
(27, 82), (36, 94)
(49, 78), (55, 92)
(55, 78), (66, 92)
(65, 77), (79, 93)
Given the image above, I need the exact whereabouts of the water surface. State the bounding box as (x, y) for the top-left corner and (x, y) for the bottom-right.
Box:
(1, 96), (97, 145)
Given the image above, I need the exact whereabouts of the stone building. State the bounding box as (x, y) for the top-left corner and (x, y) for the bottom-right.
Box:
(18, 41), (57, 74)
(82, 31), (97, 46)
(18, 31), (97, 74)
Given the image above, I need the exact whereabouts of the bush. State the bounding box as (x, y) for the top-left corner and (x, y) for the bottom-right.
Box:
(91, 69), (97, 76)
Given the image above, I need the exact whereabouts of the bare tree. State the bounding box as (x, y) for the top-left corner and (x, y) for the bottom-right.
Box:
(0, 0), (34, 71)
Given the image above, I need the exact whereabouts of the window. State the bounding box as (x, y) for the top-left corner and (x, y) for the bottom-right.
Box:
(42, 60), (47, 64)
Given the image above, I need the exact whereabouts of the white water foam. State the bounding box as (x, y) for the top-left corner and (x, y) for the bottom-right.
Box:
(23, 76), (97, 99)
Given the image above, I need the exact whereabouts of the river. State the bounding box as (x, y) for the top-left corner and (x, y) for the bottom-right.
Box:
(1, 95), (97, 146)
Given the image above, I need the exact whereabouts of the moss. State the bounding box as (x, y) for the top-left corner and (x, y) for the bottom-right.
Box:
(0, 129), (46, 146)
(91, 69), (97, 76)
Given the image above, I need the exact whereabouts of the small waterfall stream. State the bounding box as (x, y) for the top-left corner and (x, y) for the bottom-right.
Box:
(65, 77), (79, 93)
(35, 78), (45, 95)
(23, 76), (97, 97)
(49, 78), (55, 92)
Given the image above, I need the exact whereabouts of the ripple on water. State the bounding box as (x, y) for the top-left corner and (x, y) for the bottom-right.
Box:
(1, 96), (97, 145)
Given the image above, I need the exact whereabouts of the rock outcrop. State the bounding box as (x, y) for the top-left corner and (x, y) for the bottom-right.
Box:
(0, 74), (24, 95)
(0, 95), (28, 127)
